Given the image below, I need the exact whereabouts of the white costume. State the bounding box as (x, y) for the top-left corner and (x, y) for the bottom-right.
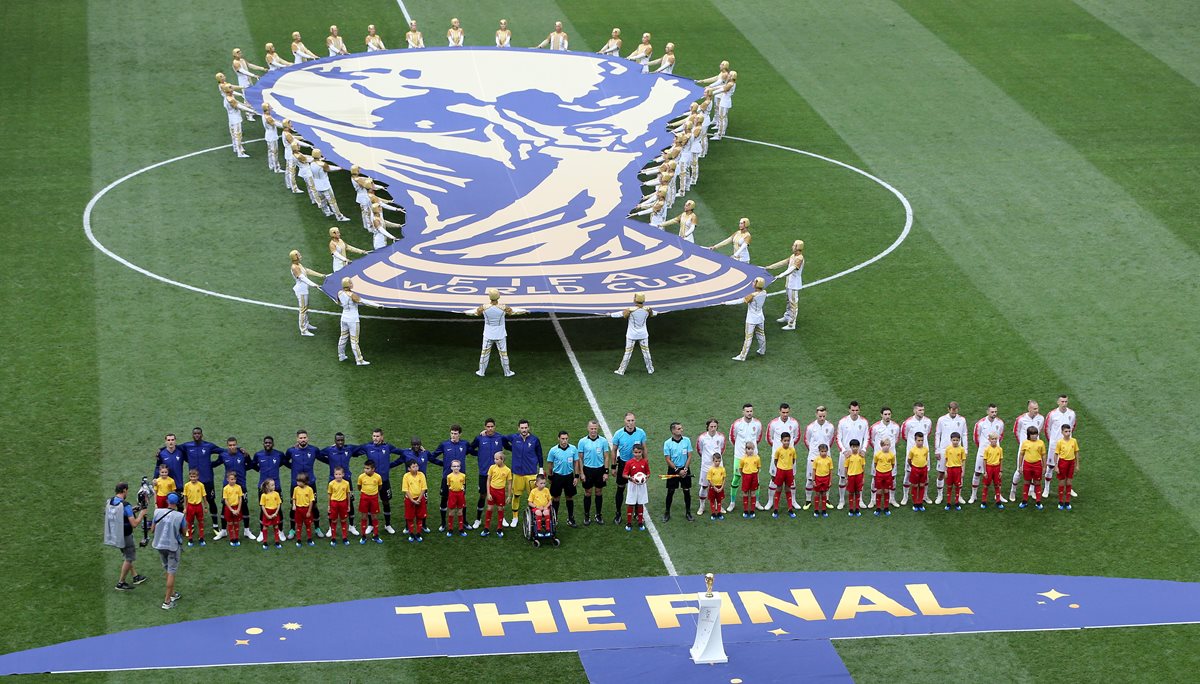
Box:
(292, 267), (319, 335)
(223, 97), (247, 157)
(292, 43), (317, 64)
(407, 32), (425, 49)
(310, 161), (347, 220)
(263, 118), (280, 172)
(477, 305), (514, 376)
(612, 306), (655, 375)
(731, 231), (750, 263)
(495, 31), (511, 48)
(448, 29), (464, 47)
(328, 35), (347, 57)
(366, 35), (386, 51)
(330, 240), (351, 272)
(367, 219), (398, 250)
(678, 211), (697, 243)
(266, 52), (289, 70)
(232, 63), (257, 120)
(296, 155), (318, 204)
(734, 290), (766, 360)
(599, 38), (621, 56)
(337, 289), (365, 363)
(777, 255), (804, 327)
(282, 135), (299, 192)
(653, 55), (675, 74)
(354, 181), (371, 229)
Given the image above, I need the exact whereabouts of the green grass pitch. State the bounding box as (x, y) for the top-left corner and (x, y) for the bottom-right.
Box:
(1, 0), (1198, 681)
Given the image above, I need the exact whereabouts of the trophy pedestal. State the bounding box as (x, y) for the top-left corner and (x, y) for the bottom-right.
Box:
(689, 592), (728, 665)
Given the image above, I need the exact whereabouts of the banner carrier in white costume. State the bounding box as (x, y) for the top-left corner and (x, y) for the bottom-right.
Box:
(725, 277), (767, 361)
(610, 293), (657, 375)
(467, 288), (527, 377)
(289, 250), (327, 336)
(338, 277), (382, 366)
(767, 240), (805, 330)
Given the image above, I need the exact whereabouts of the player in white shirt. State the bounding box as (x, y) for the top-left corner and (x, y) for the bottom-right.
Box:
(1009, 401), (1045, 501)
(836, 401), (869, 509)
(969, 404), (1005, 504)
(726, 276), (767, 361)
(467, 288), (527, 377)
(867, 407), (901, 508)
(337, 277), (382, 365)
(1043, 394), (1078, 499)
(934, 401), (968, 505)
(726, 403), (762, 512)
(802, 406), (836, 509)
(610, 293), (656, 375)
(695, 419), (726, 516)
(760, 403), (801, 510)
(899, 402), (933, 505)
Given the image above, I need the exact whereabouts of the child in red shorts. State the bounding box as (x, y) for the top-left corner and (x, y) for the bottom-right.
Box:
(152, 464), (176, 509)
(292, 473), (316, 547)
(182, 468), (207, 546)
(811, 441), (830, 516)
(739, 443), (761, 518)
(259, 478), (283, 549)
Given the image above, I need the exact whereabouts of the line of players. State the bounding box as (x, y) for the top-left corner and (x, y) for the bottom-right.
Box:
(146, 395), (1079, 551)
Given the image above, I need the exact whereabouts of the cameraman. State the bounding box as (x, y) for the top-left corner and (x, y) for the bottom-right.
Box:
(112, 482), (148, 591)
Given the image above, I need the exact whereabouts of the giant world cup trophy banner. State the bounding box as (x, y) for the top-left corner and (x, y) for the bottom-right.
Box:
(245, 48), (767, 313)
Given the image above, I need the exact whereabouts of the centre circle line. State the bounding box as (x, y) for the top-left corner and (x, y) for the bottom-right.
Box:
(83, 137), (912, 320)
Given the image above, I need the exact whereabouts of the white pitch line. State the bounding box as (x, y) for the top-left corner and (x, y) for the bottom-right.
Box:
(394, 0), (413, 25)
(549, 313), (680, 578)
(85, 138), (910, 321)
(721, 136), (915, 297)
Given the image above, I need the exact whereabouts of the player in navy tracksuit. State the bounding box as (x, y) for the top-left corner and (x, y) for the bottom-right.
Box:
(216, 437), (253, 533)
(153, 433), (187, 491)
(283, 430), (323, 538)
(470, 419), (506, 528)
(431, 424), (472, 530)
(182, 427), (224, 532)
(352, 428), (407, 532)
(318, 432), (359, 534)
(250, 436), (286, 542)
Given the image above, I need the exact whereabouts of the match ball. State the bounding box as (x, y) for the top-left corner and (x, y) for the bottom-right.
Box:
(632, 472), (647, 484)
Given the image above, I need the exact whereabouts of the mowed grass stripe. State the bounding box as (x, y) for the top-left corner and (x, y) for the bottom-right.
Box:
(895, 0), (1200, 254)
(1074, 0), (1200, 89)
(86, 0), (370, 638)
(716, 0), (1200, 536)
(0, 0), (106, 655)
